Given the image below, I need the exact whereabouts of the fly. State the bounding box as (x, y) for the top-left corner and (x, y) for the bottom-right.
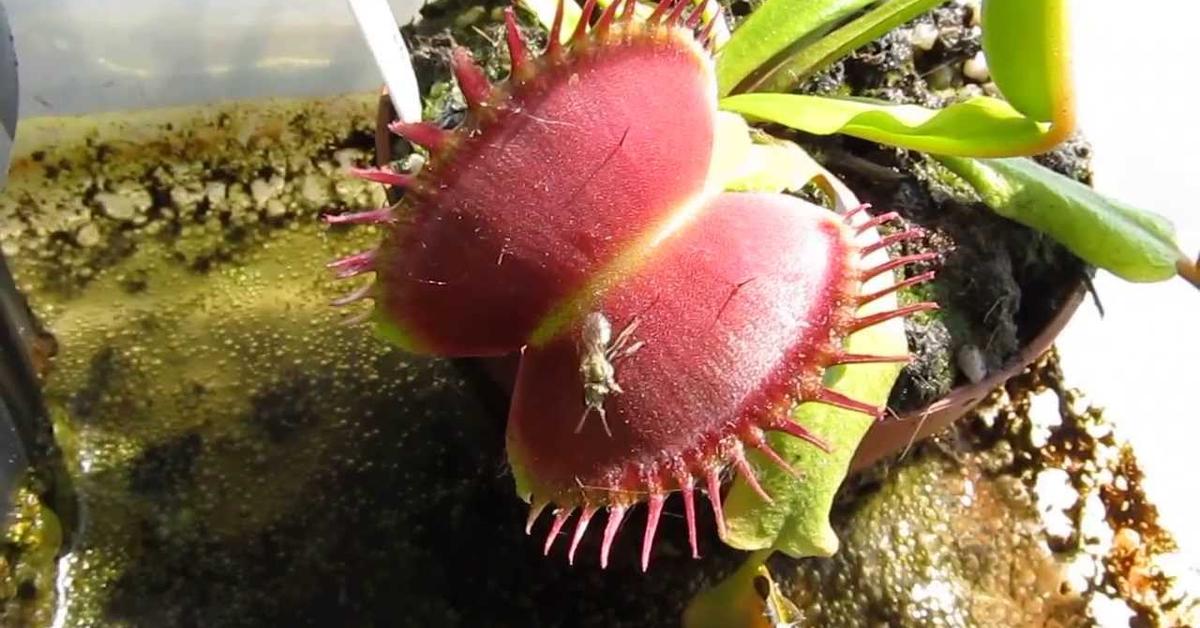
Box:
(577, 312), (644, 436)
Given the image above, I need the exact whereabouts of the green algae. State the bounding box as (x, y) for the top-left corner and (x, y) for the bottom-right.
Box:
(1, 480), (61, 626)
(1, 95), (385, 297)
(762, 352), (1198, 627)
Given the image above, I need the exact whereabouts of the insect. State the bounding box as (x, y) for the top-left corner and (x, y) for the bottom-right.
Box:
(576, 312), (644, 436)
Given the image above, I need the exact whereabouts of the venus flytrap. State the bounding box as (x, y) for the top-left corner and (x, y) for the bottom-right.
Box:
(333, 0), (1192, 599)
(332, 0), (935, 572)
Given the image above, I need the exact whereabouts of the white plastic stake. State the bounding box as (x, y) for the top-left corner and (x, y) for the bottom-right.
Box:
(345, 0), (424, 124)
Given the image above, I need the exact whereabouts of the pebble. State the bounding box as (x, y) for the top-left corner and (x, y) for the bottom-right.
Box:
(75, 223), (101, 247)
(964, 52), (990, 82)
(265, 199), (288, 218)
(300, 174), (331, 207)
(333, 148), (365, 170)
(170, 184), (205, 212)
(1090, 594), (1135, 627)
(910, 22), (940, 51)
(95, 189), (152, 221)
(956, 344), (987, 384)
(250, 176), (285, 208)
(401, 152), (426, 175)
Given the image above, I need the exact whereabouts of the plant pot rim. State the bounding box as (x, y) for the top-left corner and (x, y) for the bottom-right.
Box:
(849, 279), (1087, 472)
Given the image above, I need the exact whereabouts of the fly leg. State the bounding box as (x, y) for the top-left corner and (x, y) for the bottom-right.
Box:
(576, 403), (612, 437)
(607, 317), (645, 363)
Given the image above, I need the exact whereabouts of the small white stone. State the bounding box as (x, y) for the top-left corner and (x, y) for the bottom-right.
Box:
(265, 199), (288, 218)
(300, 174), (331, 207)
(401, 152), (426, 174)
(250, 176), (286, 208)
(910, 22), (940, 51)
(1082, 493), (1115, 549)
(1027, 389), (1062, 448)
(1089, 594), (1134, 628)
(1028, 389), (1060, 418)
(333, 148), (365, 170)
(964, 51), (990, 82)
(95, 189), (151, 221)
(75, 223), (101, 247)
(956, 344), (987, 383)
(170, 184), (204, 212)
(1035, 467), (1077, 541)
(205, 182), (228, 206)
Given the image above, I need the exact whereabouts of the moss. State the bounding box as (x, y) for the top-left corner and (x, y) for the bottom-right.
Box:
(774, 445), (1082, 627)
(421, 81), (459, 124)
(768, 352), (1195, 627)
(1, 95), (385, 297)
(1, 480), (61, 626)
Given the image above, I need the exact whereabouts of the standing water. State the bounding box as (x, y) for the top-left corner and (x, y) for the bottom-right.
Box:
(0, 95), (509, 625)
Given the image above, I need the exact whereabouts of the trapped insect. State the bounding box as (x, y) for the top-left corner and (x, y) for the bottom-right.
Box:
(577, 312), (644, 436)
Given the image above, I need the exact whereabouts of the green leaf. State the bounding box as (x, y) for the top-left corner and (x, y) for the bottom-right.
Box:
(705, 111), (756, 191)
(517, 0), (582, 43)
(722, 179), (910, 557)
(743, 0), (943, 94)
(518, 0), (729, 48)
(937, 156), (1188, 284)
(982, 0), (1071, 126)
(721, 93), (1056, 157)
(715, 0), (875, 96)
(683, 553), (801, 628)
(722, 138), (824, 193)
(710, 111), (824, 193)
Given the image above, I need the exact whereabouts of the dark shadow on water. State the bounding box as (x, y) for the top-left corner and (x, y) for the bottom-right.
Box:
(83, 354), (741, 628)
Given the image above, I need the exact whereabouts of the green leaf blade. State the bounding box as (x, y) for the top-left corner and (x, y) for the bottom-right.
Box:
(517, 0), (582, 43)
(747, 0), (943, 94)
(720, 93), (1053, 158)
(938, 156), (1184, 283)
(981, 0), (1071, 125)
(715, 0), (875, 96)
